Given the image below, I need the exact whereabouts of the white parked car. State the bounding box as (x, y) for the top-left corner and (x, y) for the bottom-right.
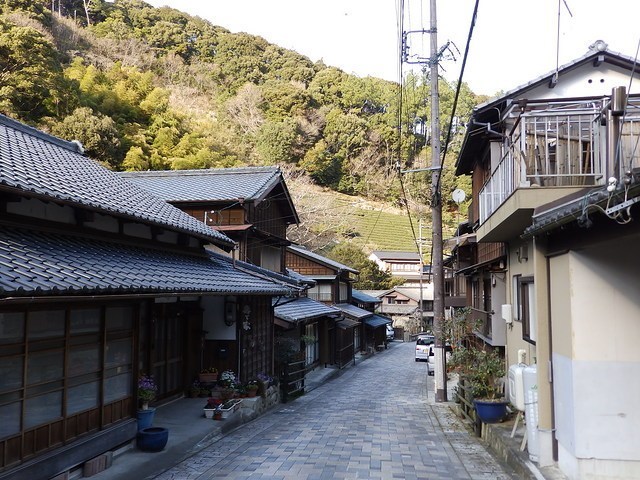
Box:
(416, 334), (452, 376)
(386, 324), (394, 341)
(415, 334), (434, 362)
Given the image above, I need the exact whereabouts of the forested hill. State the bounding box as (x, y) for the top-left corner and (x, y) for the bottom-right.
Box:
(0, 0), (481, 250)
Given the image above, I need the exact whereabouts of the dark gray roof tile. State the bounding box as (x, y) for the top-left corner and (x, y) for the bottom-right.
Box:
(274, 297), (340, 323)
(118, 167), (283, 203)
(0, 115), (233, 247)
(287, 245), (359, 274)
(0, 227), (296, 297)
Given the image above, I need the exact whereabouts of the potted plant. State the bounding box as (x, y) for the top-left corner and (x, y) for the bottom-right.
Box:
(218, 370), (237, 400)
(245, 380), (259, 398)
(199, 367), (218, 383)
(203, 397), (221, 419)
(449, 346), (508, 423)
(138, 374), (157, 411)
(257, 372), (272, 395)
(188, 380), (201, 398)
(137, 374), (158, 430)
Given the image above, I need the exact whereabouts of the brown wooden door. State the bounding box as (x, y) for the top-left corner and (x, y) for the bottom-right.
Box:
(150, 304), (184, 399)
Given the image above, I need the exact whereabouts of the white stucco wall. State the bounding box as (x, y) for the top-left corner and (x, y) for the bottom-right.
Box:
(550, 244), (640, 479)
(202, 296), (236, 340)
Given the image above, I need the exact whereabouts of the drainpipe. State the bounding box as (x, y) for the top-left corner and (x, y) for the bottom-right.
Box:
(607, 86), (627, 181)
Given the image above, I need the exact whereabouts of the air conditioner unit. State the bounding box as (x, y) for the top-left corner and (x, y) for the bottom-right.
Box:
(508, 364), (526, 411)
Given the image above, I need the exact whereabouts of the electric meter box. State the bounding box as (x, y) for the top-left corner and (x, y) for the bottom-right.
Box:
(508, 364), (526, 411)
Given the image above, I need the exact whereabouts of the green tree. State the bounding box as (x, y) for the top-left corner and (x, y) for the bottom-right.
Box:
(0, 0), (51, 24)
(0, 18), (73, 122)
(260, 79), (311, 121)
(49, 107), (122, 166)
(255, 118), (298, 164)
(327, 242), (402, 290)
(298, 139), (341, 187)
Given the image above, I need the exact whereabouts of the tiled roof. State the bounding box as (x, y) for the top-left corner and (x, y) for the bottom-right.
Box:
(285, 268), (316, 287)
(231, 259), (307, 290)
(352, 289), (382, 304)
(378, 304), (417, 315)
(0, 227), (295, 297)
(287, 245), (359, 274)
(118, 167), (283, 203)
(523, 184), (640, 238)
(334, 303), (371, 320)
(336, 317), (360, 329)
(363, 314), (392, 328)
(0, 115), (233, 247)
(274, 297), (340, 323)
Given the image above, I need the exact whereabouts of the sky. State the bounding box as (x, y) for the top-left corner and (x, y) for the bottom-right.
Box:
(144, 0), (640, 96)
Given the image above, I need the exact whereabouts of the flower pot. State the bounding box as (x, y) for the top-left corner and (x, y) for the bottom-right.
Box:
(247, 389), (257, 398)
(203, 408), (215, 419)
(136, 407), (156, 431)
(473, 399), (509, 424)
(199, 372), (218, 383)
(219, 399), (242, 418)
(137, 427), (169, 452)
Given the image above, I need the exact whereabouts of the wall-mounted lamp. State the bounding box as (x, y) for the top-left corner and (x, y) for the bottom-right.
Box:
(242, 305), (252, 332)
(224, 300), (236, 326)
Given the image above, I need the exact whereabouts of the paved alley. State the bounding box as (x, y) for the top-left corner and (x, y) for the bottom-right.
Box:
(153, 341), (518, 480)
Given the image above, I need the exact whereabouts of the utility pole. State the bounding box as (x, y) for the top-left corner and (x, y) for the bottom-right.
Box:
(429, 0), (447, 403)
(418, 219), (424, 331)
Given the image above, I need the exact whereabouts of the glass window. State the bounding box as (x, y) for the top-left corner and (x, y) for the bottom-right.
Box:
(67, 381), (99, 415)
(0, 402), (21, 439)
(0, 357), (23, 392)
(519, 277), (536, 344)
(27, 350), (63, 385)
(28, 310), (65, 339)
(24, 391), (62, 429)
(70, 308), (100, 334)
(69, 344), (100, 376)
(104, 372), (131, 403)
(0, 312), (24, 344)
(105, 306), (133, 331)
(105, 338), (132, 368)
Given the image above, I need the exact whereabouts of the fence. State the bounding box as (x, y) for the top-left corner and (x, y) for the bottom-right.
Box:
(454, 376), (481, 436)
(280, 359), (306, 403)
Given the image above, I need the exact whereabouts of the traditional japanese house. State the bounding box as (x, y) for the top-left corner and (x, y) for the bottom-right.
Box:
(0, 115), (299, 479)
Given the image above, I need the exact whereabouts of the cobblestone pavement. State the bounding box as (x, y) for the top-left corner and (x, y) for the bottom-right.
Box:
(155, 342), (518, 480)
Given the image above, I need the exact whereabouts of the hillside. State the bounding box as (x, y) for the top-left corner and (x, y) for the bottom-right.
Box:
(287, 178), (422, 253)
(0, 0), (473, 254)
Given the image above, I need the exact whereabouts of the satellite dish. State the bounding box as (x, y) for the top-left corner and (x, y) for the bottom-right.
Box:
(452, 189), (466, 204)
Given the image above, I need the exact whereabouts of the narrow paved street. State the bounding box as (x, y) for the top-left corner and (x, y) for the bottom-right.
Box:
(156, 341), (517, 479)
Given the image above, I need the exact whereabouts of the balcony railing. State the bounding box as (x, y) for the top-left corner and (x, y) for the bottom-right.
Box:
(471, 307), (492, 339)
(478, 97), (640, 224)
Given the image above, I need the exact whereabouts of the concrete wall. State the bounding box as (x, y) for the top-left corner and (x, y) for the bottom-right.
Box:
(550, 245), (640, 479)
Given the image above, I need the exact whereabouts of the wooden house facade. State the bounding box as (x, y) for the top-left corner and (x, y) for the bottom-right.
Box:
(0, 116), (298, 479)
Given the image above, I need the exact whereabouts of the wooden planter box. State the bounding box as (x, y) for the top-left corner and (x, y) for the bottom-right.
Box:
(199, 372), (218, 383)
